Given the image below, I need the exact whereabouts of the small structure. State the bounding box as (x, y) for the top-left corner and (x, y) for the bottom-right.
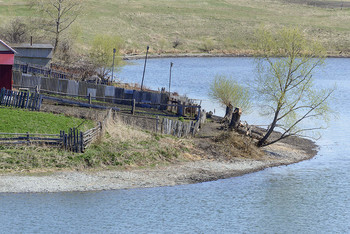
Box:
(12, 42), (53, 67)
(0, 40), (16, 90)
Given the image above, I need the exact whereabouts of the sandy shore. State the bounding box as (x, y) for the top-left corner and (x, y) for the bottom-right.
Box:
(0, 142), (315, 193)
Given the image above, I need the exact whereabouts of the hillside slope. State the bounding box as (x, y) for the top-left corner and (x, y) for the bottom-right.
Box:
(0, 0), (349, 55)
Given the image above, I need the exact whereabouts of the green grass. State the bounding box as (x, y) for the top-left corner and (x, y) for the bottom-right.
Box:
(0, 0), (349, 55)
(0, 107), (94, 134)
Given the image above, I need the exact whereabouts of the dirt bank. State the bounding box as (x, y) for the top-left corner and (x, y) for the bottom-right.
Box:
(0, 140), (315, 193)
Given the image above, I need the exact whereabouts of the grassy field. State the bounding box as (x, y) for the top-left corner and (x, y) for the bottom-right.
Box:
(0, 107), (94, 133)
(0, 0), (349, 55)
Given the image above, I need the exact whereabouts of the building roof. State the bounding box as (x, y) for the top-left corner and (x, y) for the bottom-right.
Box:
(12, 43), (54, 49)
(0, 39), (16, 53)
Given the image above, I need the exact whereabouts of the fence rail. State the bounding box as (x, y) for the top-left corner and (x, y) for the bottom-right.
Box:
(0, 88), (42, 110)
(0, 132), (62, 146)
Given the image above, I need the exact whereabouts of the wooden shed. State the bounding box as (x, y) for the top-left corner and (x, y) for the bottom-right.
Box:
(0, 40), (16, 90)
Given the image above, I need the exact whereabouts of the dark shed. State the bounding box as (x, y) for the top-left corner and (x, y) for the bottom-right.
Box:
(0, 40), (16, 90)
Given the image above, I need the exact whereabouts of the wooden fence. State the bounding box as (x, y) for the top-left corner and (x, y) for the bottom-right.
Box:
(116, 109), (206, 137)
(0, 88), (42, 111)
(42, 95), (120, 112)
(0, 132), (61, 146)
(13, 62), (75, 80)
(0, 130), (86, 153)
(0, 108), (205, 152)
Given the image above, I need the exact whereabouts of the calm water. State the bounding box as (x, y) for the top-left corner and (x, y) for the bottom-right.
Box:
(1, 58), (349, 233)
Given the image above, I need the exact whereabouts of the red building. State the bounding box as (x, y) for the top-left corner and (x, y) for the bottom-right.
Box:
(0, 40), (16, 90)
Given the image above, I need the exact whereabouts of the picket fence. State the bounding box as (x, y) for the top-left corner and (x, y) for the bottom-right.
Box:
(0, 88), (42, 111)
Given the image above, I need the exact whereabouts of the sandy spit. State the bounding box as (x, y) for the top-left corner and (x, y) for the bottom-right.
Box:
(0, 142), (315, 193)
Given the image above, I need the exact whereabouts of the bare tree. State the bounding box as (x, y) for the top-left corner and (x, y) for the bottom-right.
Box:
(254, 27), (335, 147)
(0, 18), (29, 44)
(34, 0), (83, 54)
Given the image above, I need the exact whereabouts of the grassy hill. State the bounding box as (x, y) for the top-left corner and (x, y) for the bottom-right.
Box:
(0, 0), (349, 55)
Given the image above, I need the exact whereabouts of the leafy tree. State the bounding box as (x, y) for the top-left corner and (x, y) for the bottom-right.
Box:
(33, 0), (83, 54)
(254, 27), (335, 147)
(209, 75), (250, 122)
(89, 35), (124, 79)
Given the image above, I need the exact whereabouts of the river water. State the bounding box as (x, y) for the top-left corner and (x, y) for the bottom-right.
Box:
(1, 58), (349, 233)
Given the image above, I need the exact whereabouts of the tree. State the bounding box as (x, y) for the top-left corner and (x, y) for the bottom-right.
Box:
(208, 75), (251, 122)
(89, 35), (124, 79)
(0, 18), (29, 44)
(34, 0), (83, 54)
(254, 27), (334, 147)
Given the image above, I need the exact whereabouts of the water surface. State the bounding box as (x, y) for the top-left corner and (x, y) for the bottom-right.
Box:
(1, 57), (349, 233)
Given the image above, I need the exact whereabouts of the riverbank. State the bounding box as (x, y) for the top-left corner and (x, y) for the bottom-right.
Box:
(0, 141), (315, 193)
(123, 51), (350, 60)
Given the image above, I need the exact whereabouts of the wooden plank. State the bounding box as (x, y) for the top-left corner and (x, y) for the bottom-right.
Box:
(5, 90), (11, 106)
(24, 92), (30, 109)
(37, 94), (43, 110)
(20, 92), (26, 108)
(34, 93), (40, 110)
(0, 88), (5, 105)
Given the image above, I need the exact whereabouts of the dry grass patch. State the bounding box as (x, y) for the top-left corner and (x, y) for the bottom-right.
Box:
(82, 118), (194, 168)
(213, 131), (265, 160)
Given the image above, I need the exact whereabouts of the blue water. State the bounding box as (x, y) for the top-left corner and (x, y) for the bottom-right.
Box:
(1, 57), (350, 233)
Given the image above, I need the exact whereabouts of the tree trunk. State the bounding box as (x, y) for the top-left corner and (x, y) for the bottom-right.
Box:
(223, 103), (233, 123)
(229, 107), (242, 130)
(257, 110), (279, 147)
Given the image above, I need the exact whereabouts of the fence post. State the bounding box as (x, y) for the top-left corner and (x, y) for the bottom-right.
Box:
(0, 88), (5, 105)
(73, 128), (76, 152)
(37, 94), (43, 110)
(69, 128), (73, 151)
(5, 90), (11, 106)
(156, 116), (159, 133)
(196, 106), (201, 121)
(80, 131), (84, 153)
(131, 99), (135, 115)
(26, 132), (30, 144)
(88, 93), (92, 104)
(64, 132), (67, 150)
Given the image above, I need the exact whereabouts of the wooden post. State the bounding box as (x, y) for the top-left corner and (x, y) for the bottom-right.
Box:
(63, 132), (67, 150)
(156, 116), (159, 132)
(88, 93), (92, 104)
(0, 88), (5, 105)
(5, 90), (11, 106)
(37, 94), (43, 110)
(80, 131), (84, 153)
(69, 128), (72, 150)
(73, 128), (76, 152)
(131, 99), (136, 115)
(196, 106), (201, 121)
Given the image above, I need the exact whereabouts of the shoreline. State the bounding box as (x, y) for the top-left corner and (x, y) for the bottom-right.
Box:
(122, 52), (350, 60)
(0, 141), (317, 193)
